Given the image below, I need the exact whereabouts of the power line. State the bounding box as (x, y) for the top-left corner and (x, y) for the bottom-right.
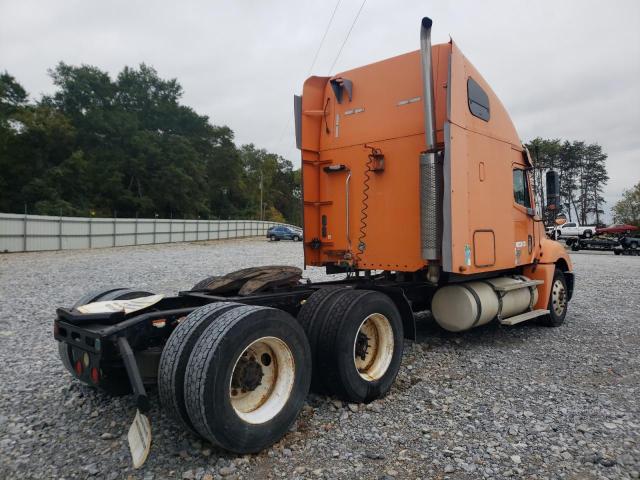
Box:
(277, 0), (343, 147)
(307, 0), (342, 76)
(328, 0), (367, 74)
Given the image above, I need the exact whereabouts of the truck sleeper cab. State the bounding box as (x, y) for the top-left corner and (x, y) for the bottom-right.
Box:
(296, 17), (573, 330)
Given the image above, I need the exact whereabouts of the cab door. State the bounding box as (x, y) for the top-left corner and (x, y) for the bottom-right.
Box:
(512, 162), (535, 266)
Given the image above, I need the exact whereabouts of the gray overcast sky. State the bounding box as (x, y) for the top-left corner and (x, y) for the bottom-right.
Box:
(1, 0), (639, 220)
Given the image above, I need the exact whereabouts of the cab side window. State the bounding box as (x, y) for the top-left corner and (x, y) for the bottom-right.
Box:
(468, 77), (490, 121)
(513, 169), (531, 208)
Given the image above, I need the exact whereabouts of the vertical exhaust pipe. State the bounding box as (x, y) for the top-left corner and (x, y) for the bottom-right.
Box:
(419, 17), (442, 261)
(420, 17), (437, 150)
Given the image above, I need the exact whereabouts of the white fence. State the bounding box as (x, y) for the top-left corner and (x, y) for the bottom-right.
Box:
(0, 213), (297, 253)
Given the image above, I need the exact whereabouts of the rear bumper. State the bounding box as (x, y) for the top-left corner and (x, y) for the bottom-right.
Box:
(55, 322), (131, 396)
(54, 306), (195, 411)
(54, 319), (104, 354)
(56, 327), (149, 410)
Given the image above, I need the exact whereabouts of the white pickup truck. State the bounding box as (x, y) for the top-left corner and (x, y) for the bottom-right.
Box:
(551, 222), (597, 239)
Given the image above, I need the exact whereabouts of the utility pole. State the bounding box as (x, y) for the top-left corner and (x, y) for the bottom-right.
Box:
(259, 171), (264, 221)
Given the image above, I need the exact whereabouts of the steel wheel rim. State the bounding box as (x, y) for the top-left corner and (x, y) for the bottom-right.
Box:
(551, 279), (567, 316)
(353, 313), (394, 381)
(229, 336), (295, 424)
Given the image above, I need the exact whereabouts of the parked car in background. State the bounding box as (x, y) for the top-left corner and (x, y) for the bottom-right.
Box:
(266, 225), (303, 241)
(595, 223), (638, 236)
(618, 235), (640, 250)
(552, 222), (597, 239)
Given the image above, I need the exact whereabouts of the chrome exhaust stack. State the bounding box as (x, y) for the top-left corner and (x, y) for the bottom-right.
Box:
(420, 17), (437, 151)
(419, 16), (442, 261)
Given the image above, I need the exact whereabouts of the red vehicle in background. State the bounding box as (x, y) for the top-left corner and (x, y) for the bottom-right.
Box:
(596, 223), (638, 235)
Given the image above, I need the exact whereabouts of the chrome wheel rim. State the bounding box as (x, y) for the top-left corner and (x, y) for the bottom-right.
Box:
(229, 336), (295, 424)
(551, 279), (567, 317)
(353, 313), (394, 381)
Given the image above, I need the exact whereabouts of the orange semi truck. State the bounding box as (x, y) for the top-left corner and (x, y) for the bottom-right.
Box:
(295, 17), (573, 331)
(54, 17), (573, 459)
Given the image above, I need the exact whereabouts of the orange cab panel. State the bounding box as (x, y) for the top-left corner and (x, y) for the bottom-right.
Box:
(301, 45), (450, 271)
(300, 35), (553, 275)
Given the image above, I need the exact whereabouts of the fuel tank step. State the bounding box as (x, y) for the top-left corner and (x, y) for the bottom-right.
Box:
(499, 309), (550, 326)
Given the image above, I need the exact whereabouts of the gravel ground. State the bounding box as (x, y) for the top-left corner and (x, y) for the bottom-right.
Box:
(0, 239), (639, 480)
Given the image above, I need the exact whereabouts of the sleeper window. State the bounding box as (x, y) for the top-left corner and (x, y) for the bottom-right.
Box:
(467, 77), (490, 121)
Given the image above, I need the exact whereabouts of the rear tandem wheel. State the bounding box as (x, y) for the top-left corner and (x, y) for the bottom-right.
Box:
(298, 288), (404, 403)
(183, 305), (312, 453)
(157, 302), (243, 435)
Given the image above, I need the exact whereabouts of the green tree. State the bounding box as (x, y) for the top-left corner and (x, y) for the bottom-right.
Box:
(0, 72), (29, 211)
(613, 182), (640, 227)
(239, 144), (301, 222)
(526, 138), (609, 226)
(0, 65), (302, 224)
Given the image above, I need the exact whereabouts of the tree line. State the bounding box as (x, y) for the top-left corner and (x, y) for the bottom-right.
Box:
(612, 182), (640, 227)
(525, 138), (609, 226)
(0, 65), (301, 224)
(2, 64), (624, 229)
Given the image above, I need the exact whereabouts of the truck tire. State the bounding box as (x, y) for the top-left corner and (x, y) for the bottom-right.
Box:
(315, 290), (404, 403)
(71, 287), (130, 309)
(583, 230), (592, 239)
(60, 288), (154, 395)
(191, 276), (220, 290)
(96, 288), (155, 301)
(538, 269), (568, 327)
(158, 302), (242, 435)
(184, 305), (311, 453)
(296, 286), (346, 392)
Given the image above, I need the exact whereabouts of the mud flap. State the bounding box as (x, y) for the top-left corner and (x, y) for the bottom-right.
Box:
(128, 409), (151, 468)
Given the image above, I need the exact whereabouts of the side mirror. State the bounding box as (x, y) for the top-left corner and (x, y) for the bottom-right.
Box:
(546, 170), (560, 211)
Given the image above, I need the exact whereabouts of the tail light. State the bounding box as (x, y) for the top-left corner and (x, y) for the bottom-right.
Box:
(152, 318), (166, 328)
(74, 360), (83, 376)
(90, 367), (100, 384)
